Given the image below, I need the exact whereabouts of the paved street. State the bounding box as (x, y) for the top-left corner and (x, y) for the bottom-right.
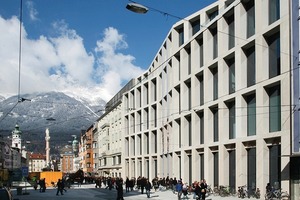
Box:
(10, 184), (261, 200)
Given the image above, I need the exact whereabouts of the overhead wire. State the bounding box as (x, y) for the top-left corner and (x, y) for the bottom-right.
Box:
(2, 1), (298, 145)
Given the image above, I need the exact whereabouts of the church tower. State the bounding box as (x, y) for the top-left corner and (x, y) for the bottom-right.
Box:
(12, 124), (22, 151)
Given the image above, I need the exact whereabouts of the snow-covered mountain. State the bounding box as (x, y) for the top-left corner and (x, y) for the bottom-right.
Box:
(0, 91), (106, 153)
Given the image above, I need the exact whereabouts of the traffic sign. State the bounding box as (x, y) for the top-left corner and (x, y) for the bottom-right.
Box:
(21, 166), (29, 177)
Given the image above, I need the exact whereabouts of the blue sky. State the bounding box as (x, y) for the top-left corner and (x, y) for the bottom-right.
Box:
(0, 0), (216, 102)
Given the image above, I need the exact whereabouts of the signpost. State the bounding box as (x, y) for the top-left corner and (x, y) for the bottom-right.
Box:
(21, 167), (29, 195)
(21, 167), (28, 177)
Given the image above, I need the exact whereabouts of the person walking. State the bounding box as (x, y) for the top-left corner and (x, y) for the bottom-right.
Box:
(141, 177), (146, 194)
(176, 180), (183, 200)
(125, 177), (130, 193)
(172, 178), (177, 194)
(61, 178), (67, 193)
(56, 179), (64, 196)
(145, 179), (152, 198)
(194, 181), (201, 199)
(200, 179), (207, 200)
(116, 179), (124, 200)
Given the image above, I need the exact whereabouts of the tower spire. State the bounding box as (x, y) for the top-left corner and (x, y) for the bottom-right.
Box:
(12, 124), (22, 151)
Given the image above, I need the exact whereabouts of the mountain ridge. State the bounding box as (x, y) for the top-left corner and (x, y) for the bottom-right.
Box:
(0, 91), (105, 154)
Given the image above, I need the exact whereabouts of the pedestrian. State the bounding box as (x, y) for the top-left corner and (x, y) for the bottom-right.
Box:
(62, 178), (67, 193)
(39, 178), (46, 192)
(172, 177), (177, 194)
(140, 177), (146, 194)
(125, 177), (130, 193)
(116, 179), (124, 200)
(194, 181), (201, 199)
(56, 179), (64, 196)
(200, 179), (207, 200)
(176, 180), (183, 200)
(145, 179), (152, 198)
(182, 182), (188, 199)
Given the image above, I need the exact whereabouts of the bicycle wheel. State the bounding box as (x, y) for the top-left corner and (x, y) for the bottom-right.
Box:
(264, 192), (272, 200)
(281, 192), (290, 200)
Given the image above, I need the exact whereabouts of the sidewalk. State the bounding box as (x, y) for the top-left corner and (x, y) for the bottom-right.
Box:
(122, 188), (260, 200)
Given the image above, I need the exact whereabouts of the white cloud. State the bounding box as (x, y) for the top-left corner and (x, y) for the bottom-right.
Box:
(26, 1), (39, 21)
(0, 17), (144, 102)
(94, 27), (144, 93)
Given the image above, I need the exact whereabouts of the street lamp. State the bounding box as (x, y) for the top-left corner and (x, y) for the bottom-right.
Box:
(126, 1), (184, 20)
(126, 2), (148, 14)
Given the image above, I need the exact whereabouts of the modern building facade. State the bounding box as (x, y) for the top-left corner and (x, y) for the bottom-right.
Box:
(119, 0), (299, 198)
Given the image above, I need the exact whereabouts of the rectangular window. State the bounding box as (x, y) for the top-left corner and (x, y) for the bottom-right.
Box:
(177, 119), (181, 148)
(192, 19), (200, 35)
(245, 45), (256, 87)
(226, 13), (235, 49)
(200, 154), (204, 179)
(211, 27), (218, 59)
(269, 0), (280, 25)
(118, 155), (121, 164)
(247, 94), (256, 136)
(208, 9), (219, 21)
(187, 82), (191, 110)
(188, 155), (192, 184)
(267, 32), (280, 78)
(226, 57), (235, 94)
(199, 38), (204, 67)
(186, 115), (192, 146)
(228, 101), (236, 139)
(200, 75), (204, 105)
(213, 108), (219, 142)
(229, 150), (236, 191)
(178, 27), (184, 46)
(244, 0), (255, 38)
(154, 132), (157, 153)
(154, 160), (157, 177)
(269, 145), (281, 186)
(186, 48), (191, 75)
(247, 148), (256, 191)
(179, 156), (182, 179)
(211, 67), (218, 100)
(146, 133), (149, 154)
(200, 112), (204, 144)
(268, 85), (281, 132)
(213, 152), (219, 187)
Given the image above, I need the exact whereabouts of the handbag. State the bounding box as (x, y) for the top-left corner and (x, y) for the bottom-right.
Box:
(201, 188), (206, 193)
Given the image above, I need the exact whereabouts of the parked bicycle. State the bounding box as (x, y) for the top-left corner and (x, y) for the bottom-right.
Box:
(265, 183), (290, 200)
(251, 188), (260, 199)
(205, 185), (213, 197)
(219, 185), (231, 197)
(237, 185), (249, 198)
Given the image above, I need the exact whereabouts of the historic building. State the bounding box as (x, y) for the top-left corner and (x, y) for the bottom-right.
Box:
(28, 153), (46, 172)
(79, 127), (94, 174)
(95, 81), (134, 177)
(60, 153), (74, 174)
